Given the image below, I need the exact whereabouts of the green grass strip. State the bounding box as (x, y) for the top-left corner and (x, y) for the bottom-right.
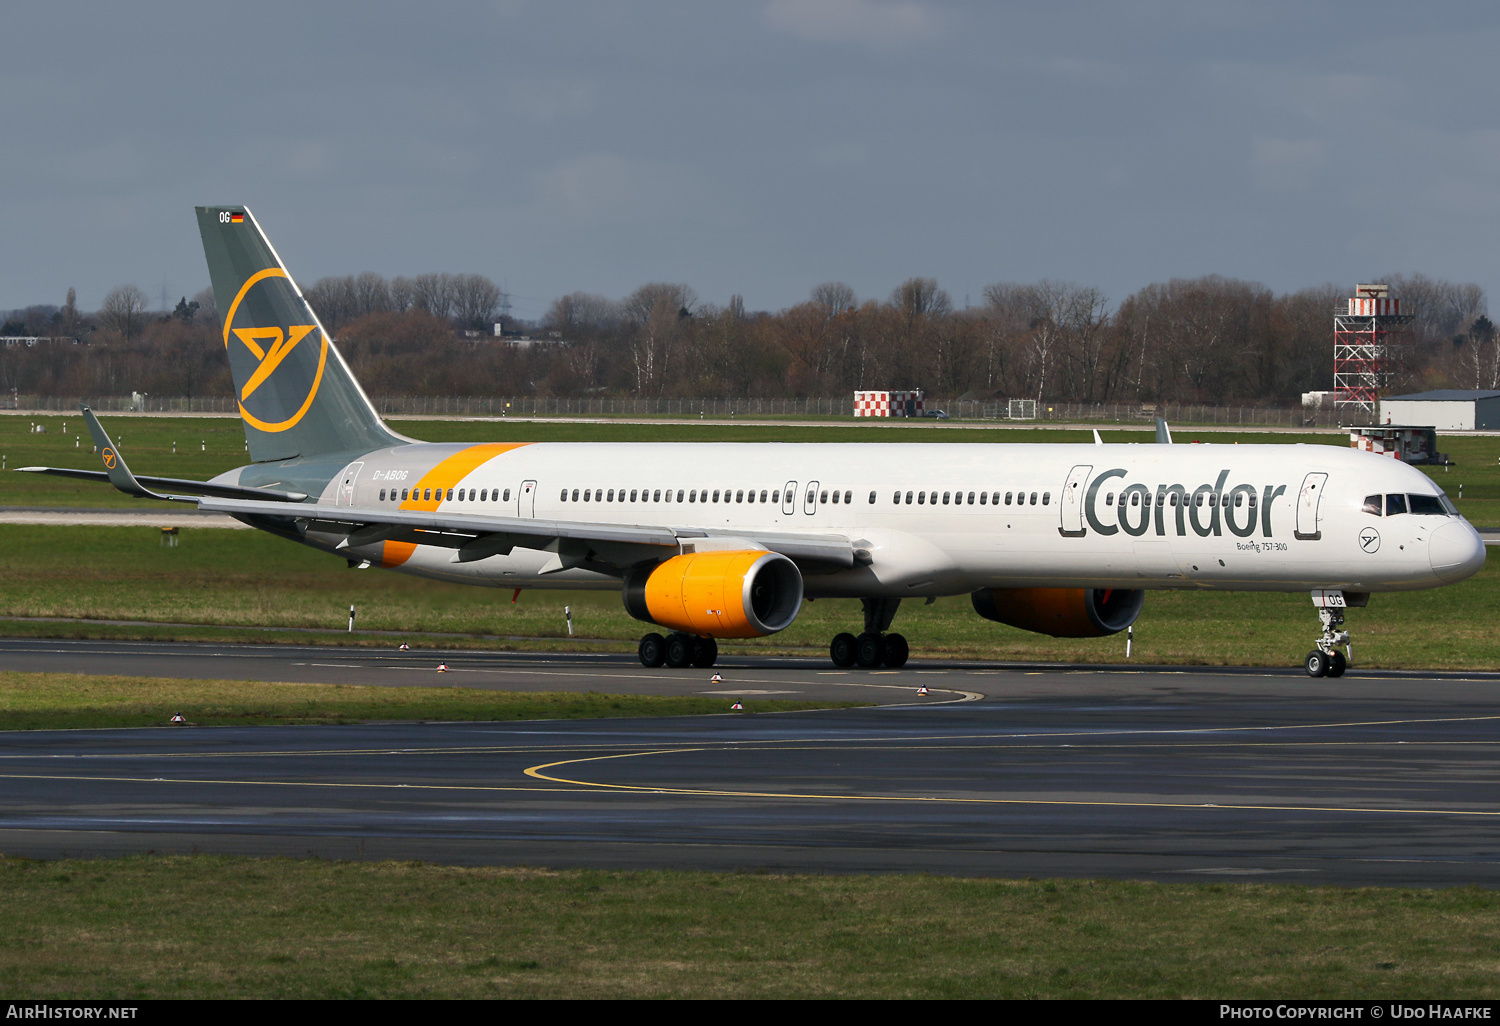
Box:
(0, 856), (1496, 998)
(0, 672), (864, 730)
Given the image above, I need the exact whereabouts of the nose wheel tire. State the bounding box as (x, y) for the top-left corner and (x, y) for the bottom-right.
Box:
(1305, 650), (1330, 677)
(639, 632), (666, 668)
(1327, 651), (1347, 678)
(830, 633), (857, 668)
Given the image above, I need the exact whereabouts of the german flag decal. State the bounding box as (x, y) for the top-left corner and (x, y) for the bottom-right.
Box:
(229, 212), (245, 223)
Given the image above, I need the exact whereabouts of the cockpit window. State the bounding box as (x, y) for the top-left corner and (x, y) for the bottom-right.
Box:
(1440, 494), (1460, 516)
(1385, 493), (1408, 516)
(1409, 494), (1446, 515)
(1362, 494), (1382, 516)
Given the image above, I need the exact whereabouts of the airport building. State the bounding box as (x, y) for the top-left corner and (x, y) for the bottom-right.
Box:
(1378, 389), (1500, 431)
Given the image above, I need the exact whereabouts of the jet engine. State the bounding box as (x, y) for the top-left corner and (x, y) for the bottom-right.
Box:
(623, 550), (804, 638)
(971, 587), (1144, 638)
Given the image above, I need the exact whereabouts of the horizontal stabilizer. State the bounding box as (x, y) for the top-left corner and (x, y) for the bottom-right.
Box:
(16, 466), (308, 503)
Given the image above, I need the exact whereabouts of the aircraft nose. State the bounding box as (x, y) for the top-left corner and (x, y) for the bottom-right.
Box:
(1430, 520), (1487, 582)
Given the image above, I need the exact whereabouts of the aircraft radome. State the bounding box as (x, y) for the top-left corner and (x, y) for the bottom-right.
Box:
(22, 207), (1487, 677)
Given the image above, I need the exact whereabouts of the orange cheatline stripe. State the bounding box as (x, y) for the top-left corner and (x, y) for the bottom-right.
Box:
(382, 443), (531, 567)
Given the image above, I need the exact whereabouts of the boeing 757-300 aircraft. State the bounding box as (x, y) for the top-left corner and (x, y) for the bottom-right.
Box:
(22, 208), (1488, 675)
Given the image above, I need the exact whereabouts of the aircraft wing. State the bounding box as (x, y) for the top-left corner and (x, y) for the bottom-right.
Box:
(196, 496), (857, 573)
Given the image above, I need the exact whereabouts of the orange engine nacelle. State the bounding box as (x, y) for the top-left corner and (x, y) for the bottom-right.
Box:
(971, 587), (1144, 638)
(623, 550), (804, 639)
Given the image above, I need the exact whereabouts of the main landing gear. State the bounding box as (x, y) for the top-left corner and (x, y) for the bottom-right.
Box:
(829, 597), (910, 669)
(638, 632), (717, 669)
(1304, 594), (1350, 678)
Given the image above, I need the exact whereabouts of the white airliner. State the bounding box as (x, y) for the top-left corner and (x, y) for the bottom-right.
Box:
(24, 207), (1487, 677)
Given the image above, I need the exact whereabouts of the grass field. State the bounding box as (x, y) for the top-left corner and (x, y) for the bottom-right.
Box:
(2, 522), (1498, 668)
(0, 672), (857, 730)
(1, 857), (1496, 998)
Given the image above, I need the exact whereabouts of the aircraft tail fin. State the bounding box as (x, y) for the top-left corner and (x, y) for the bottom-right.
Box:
(1154, 417), (1173, 444)
(195, 206), (405, 463)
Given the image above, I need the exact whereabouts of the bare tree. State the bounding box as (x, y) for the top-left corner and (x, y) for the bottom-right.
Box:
(412, 273), (456, 320)
(98, 285), (150, 341)
(812, 282), (857, 318)
(453, 274), (502, 330)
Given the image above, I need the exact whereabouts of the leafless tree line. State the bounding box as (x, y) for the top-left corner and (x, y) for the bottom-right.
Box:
(302, 272), (504, 332)
(4, 272), (1493, 402)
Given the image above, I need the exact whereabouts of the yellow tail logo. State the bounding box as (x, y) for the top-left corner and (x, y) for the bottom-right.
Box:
(222, 268), (329, 433)
(232, 324), (317, 401)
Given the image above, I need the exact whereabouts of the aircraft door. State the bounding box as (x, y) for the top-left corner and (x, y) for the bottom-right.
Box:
(336, 462), (364, 506)
(782, 481), (798, 516)
(1295, 472), (1328, 540)
(519, 479), (537, 517)
(1059, 464), (1092, 537)
(804, 480), (820, 515)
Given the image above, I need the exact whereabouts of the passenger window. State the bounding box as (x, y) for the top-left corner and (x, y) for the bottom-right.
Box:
(1030, 492), (1038, 505)
(929, 491), (937, 504)
(570, 489), (578, 502)
(820, 491), (828, 504)
(677, 490), (685, 502)
(1131, 492), (1139, 506)
(1234, 493), (1244, 507)
(905, 491), (913, 503)
(379, 489), (386, 501)
(844, 491), (852, 504)
(967, 491), (975, 504)
(1005, 492), (1013, 505)
(1386, 493), (1408, 516)
(606, 489), (614, 501)
(761, 490), (769, 503)
(503, 489), (511, 502)
(772, 490), (780, 503)
(1107, 493), (1114, 506)
(653, 490), (661, 502)
(715, 490), (722, 502)
(992, 492), (1000, 505)
(584, 489), (591, 502)
(689, 490), (697, 502)
(870, 491), (878, 504)
(917, 492), (925, 505)
(942, 492), (950, 505)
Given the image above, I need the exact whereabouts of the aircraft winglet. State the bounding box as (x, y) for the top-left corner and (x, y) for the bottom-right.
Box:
(80, 405), (198, 503)
(1155, 417), (1173, 444)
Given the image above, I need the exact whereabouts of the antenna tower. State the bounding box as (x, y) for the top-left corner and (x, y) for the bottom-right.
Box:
(1334, 283), (1412, 422)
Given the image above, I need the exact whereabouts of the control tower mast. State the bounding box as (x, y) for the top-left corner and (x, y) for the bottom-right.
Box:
(1334, 283), (1413, 422)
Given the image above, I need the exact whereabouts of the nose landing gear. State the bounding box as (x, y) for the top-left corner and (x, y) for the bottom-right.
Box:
(1304, 591), (1352, 678)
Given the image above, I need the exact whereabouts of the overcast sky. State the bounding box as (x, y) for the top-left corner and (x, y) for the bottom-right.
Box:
(4, 1), (1498, 322)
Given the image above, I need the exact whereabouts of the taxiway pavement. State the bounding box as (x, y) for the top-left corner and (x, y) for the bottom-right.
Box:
(2, 640), (1499, 885)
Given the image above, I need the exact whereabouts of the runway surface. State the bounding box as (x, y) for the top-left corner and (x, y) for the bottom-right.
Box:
(4, 639), (1500, 884)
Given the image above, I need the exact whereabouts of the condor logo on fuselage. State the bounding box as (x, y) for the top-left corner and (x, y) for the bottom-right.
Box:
(221, 268), (328, 434)
(1084, 468), (1288, 539)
